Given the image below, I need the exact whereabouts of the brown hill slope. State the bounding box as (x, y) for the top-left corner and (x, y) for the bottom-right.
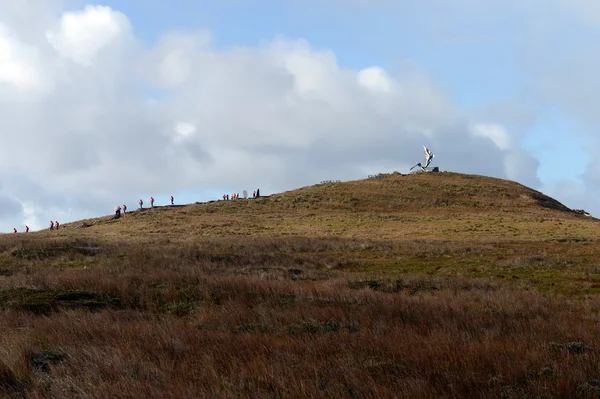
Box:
(1, 173), (600, 397)
(53, 171), (596, 242)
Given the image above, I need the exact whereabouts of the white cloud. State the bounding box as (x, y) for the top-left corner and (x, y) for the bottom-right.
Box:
(45, 5), (130, 66)
(0, 25), (48, 92)
(358, 67), (393, 92)
(148, 31), (211, 88)
(471, 123), (512, 150)
(174, 122), (196, 140)
(0, 3), (548, 231)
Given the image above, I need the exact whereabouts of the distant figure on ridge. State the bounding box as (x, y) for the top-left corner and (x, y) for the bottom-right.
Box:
(170, 195), (174, 205)
(115, 205), (121, 219)
(150, 197), (155, 208)
(13, 228), (17, 234)
(55, 221), (60, 230)
(256, 188), (260, 198)
(25, 226), (29, 233)
(139, 199), (143, 209)
(123, 204), (127, 214)
(49, 221), (54, 231)
(253, 191), (256, 198)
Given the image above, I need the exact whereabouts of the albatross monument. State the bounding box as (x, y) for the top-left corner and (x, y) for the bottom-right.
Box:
(410, 145), (438, 173)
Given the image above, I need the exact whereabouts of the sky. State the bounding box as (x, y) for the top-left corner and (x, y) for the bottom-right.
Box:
(0, 0), (599, 231)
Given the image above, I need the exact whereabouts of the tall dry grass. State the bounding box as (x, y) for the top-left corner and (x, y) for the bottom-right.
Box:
(0, 236), (599, 398)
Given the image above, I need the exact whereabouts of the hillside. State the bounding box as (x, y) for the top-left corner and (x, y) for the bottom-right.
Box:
(57, 171), (595, 242)
(2, 172), (600, 398)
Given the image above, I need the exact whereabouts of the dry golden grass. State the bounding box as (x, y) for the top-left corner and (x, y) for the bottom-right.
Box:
(1, 172), (600, 398)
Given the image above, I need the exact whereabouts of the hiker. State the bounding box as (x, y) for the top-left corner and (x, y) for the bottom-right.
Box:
(49, 221), (54, 231)
(256, 188), (260, 198)
(253, 190), (256, 198)
(170, 195), (174, 205)
(139, 199), (143, 209)
(55, 221), (60, 230)
(13, 228), (16, 234)
(223, 194), (226, 201)
(115, 205), (121, 219)
(226, 194), (229, 200)
(150, 197), (154, 208)
(25, 226), (29, 233)
(123, 204), (127, 214)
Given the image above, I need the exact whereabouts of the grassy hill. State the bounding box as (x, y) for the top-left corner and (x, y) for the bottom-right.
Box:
(2, 172), (600, 398)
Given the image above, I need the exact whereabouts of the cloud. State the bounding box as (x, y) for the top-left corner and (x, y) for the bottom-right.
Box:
(0, 24), (49, 93)
(0, 3), (544, 231)
(46, 5), (130, 66)
(358, 67), (393, 92)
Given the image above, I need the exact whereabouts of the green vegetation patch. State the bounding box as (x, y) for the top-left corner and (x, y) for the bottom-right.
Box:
(0, 288), (119, 314)
(348, 278), (442, 294)
(28, 350), (67, 373)
(11, 246), (100, 260)
(286, 319), (341, 335)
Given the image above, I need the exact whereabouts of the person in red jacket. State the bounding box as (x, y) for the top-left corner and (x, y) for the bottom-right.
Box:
(13, 228), (17, 233)
(25, 226), (29, 233)
(150, 197), (154, 208)
(55, 221), (60, 230)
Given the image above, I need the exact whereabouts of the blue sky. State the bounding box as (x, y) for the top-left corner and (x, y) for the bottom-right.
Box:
(1, 0), (599, 230)
(125, 4), (569, 172)
(71, 0), (593, 204)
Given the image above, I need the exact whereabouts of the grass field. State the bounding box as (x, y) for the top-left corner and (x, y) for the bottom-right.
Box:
(1, 172), (600, 398)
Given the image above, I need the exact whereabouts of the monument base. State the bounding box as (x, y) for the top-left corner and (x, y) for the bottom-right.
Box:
(410, 166), (439, 174)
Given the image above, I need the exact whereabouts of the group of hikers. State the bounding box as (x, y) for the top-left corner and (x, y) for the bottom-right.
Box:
(114, 195), (175, 218)
(11, 188), (263, 233)
(223, 188), (260, 201)
(13, 225), (32, 233)
(13, 221), (58, 234)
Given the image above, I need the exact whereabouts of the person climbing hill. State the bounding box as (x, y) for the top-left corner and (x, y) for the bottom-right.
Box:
(55, 221), (60, 230)
(115, 205), (121, 219)
(25, 226), (29, 233)
(139, 199), (143, 209)
(13, 228), (17, 233)
(123, 204), (127, 214)
(150, 197), (155, 208)
(49, 221), (54, 231)
(170, 195), (174, 205)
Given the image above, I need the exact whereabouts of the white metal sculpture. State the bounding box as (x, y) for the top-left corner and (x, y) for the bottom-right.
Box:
(410, 145), (435, 172)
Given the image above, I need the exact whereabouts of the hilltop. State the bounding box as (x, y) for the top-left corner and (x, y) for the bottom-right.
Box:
(54, 171), (595, 243)
(1, 172), (600, 398)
